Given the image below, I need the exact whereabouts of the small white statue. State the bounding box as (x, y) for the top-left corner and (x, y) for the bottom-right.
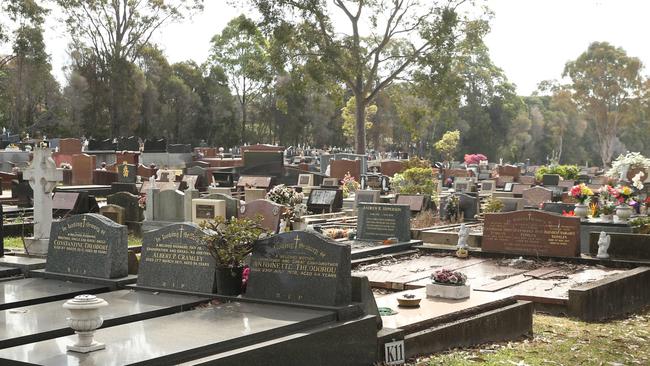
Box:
(457, 224), (469, 249)
(149, 174), (157, 189)
(596, 231), (611, 259)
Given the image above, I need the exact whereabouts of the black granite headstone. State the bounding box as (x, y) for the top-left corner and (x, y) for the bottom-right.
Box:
(117, 162), (137, 184)
(107, 192), (144, 222)
(117, 136), (139, 152)
(167, 144), (191, 153)
(542, 174), (561, 186)
(457, 193), (479, 220)
(46, 214), (128, 278)
(247, 231), (351, 306)
(242, 151), (283, 177)
(88, 138), (116, 151)
(137, 223), (216, 293)
(356, 203), (411, 242)
(307, 188), (343, 214)
(143, 138), (167, 153)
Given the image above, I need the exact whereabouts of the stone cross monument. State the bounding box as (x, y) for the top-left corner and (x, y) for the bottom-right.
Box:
(23, 148), (63, 255)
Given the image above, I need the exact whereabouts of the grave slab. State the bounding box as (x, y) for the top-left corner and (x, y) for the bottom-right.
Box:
(0, 289), (209, 349)
(0, 278), (108, 310)
(0, 302), (335, 365)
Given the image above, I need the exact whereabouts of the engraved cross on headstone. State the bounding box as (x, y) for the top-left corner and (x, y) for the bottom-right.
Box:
(23, 147), (63, 254)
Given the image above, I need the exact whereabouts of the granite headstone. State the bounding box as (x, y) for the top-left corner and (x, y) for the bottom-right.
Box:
(357, 203), (410, 242)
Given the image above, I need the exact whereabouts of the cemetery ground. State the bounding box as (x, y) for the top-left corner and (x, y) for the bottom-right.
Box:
(409, 306), (650, 366)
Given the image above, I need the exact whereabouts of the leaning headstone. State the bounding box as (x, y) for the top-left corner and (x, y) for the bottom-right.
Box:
(137, 223), (216, 293)
(483, 210), (580, 257)
(357, 203), (410, 242)
(247, 231), (351, 306)
(23, 148), (63, 254)
(239, 199), (284, 233)
(46, 214), (128, 278)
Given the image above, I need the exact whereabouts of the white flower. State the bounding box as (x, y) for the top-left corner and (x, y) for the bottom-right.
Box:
(632, 172), (645, 190)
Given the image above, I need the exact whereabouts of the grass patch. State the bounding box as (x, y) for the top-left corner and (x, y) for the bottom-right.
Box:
(411, 308), (650, 365)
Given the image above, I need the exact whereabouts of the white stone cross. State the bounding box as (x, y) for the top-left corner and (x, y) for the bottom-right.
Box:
(23, 148), (63, 254)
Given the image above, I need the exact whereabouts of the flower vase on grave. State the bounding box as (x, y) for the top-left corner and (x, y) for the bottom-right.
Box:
(574, 203), (589, 220)
(600, 214), (613, 223)
(215, 266), (244, 296)
(615, 205), (633, 223)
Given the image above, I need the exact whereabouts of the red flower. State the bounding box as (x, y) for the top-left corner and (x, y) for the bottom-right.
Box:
(562, 210), (575, 216)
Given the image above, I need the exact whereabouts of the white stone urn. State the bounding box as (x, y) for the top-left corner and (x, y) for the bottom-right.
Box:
(574, 203), (589, 220)
(600, 214), (613, 223)
(63, 294), (108, 353)
(426, 283), (471, 300)
(615, 205), (633, 223)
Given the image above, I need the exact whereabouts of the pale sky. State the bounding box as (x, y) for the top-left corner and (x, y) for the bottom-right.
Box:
(38, 0), (650, 96)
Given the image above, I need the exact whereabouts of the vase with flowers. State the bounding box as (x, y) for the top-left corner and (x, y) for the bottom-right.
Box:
(613, 185), (635, 223)
(570, 183), (594, 219)
(597, 185), (617, 222)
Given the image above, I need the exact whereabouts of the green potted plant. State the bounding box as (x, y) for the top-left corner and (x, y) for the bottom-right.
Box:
(199, 216), (269, 296)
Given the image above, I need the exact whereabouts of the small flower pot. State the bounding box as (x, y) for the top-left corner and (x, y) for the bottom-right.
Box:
(426, 283), (470, 300)
(615, 205), (633, 223)
(574, 203), (589, 220)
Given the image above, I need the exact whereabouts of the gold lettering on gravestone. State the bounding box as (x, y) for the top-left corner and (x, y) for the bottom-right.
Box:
(144, 226), (211, 267)
(251, 236), (335, 278)
(52, 217), (109, 254)
(362, 205), (402, 238)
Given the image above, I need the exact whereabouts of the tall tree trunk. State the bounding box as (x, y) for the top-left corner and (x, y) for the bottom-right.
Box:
(355, 95), (366, 154)
(241, 83), (247, 145)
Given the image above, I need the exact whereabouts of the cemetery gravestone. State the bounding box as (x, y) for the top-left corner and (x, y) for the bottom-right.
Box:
(242, 151), (283, 177)
(58, 138), (82, 154)
(457, 193), (479, 220)
(143, 138), (167, 152)
(100, 204), (126, 224)
(496, 197), (524, 212)
(247, 231), (351, 306)
(297, 174), (314, 187)
(117, 136), (139, 152)
(542, 174), (561, 186)
(240, 199), (284, 233)
(93, 170), (118, 185)
(245, 188), (267, 203)
(203, 193), (239, 219)
(496, 175), (515, 188)
(321, 177), (339, 187)
(46, 214), (128, 278)
(137, 223), (216, 293)
(380, 161), (406, 177)
(354, 190), (380, 209)
(238, 176), (272, 190)
(357, 203), (410, 242)
(153, 190), (185, 222)
(395, 194), (429, 213)
(307, 188), (343, 214)
(330, 159), (361, 181)
(512, 184), (532, 195)
(483, 210), (580, 257)
(107, 193), (143, 223)
(542, 202), (576, 215)
(503, 182), (515, 192)
(518, 175), (536, 185)
(167, 144), (191, 153)
(117, 162), (137, 184)
(522, 186), (553, 207)
(480, 180), (496, 192)
(71, 154), (96, 185)
(23, 148), (63, 254)
(191, 198), (226, 224)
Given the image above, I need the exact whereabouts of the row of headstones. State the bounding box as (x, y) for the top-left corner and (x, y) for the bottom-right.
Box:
(54, 137), (191, 154)
(45, 213), (351, 306)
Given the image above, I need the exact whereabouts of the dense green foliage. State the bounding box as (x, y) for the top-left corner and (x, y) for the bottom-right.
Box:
(391, 167), (437, 196)
(0, 3), (649, 165)
(534, 165), (580, 181)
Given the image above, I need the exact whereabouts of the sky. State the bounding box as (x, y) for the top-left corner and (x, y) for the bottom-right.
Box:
(37, 0), (650, 96)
